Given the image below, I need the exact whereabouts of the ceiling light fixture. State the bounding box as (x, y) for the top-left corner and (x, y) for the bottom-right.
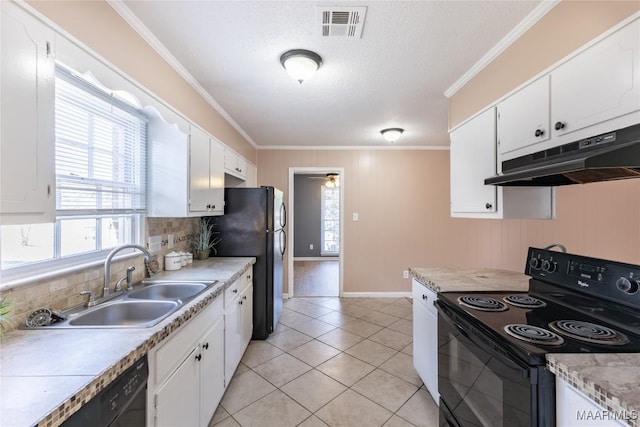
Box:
(380, 128), (404, 143)
(280, 49), (322, 84)
(325, 173), (339, 188)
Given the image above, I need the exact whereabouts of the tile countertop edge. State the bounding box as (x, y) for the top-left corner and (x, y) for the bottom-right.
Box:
(408, 266), (530, 293)
(0, 257), (255, 427)
(547, 353), (640, 427)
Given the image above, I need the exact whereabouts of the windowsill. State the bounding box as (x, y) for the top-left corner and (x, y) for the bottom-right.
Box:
(0, 252), (142, 291)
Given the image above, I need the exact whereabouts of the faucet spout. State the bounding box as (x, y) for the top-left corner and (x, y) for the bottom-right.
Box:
(104, 245), (151, 298)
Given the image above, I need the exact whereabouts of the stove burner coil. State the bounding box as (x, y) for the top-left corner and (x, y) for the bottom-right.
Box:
(457, 296), (508, 312)
(549, 320), (629, 345)
(503, 295), (547, 309)
(503, 324), (565, 346)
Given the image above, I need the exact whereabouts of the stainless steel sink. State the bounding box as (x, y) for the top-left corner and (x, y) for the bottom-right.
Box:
(127, 282), (208, 301)
(67, 300), (180, 328)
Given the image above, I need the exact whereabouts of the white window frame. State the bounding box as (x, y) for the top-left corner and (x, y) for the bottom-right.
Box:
(0, 64), (147, 285)
(320, 185), (340, 256)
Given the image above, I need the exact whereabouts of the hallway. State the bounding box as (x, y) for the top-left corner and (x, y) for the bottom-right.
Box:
(293, 260), (339, 297)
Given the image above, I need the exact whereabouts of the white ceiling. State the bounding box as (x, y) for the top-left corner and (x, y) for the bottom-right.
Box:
(118, 1), (544, 148)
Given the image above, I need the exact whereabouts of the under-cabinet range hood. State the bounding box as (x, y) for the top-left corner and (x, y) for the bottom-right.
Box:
(485, 123), (640, 186)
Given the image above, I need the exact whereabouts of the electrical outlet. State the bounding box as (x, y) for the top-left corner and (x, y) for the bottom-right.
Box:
(148, 235), (162, 253)
(309, 244), (314, 250)
(403, 270), (409, 279)
(167, 234), (174, 249)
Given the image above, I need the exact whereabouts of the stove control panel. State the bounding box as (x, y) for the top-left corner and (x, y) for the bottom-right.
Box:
(526, 247), (640, 304)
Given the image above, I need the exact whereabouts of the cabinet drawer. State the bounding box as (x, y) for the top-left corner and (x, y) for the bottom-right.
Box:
(154, 295), (223, 385)
(225, 268), (252, 307)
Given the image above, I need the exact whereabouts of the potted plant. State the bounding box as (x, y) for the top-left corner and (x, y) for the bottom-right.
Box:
(191, 218), (221, 260)
(0, 297), (14, 338)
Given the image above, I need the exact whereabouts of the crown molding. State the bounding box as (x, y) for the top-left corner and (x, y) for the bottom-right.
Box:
(258, 145), (450, 151)
(444, 0), (560, 98)
(106, 0), (258, 148)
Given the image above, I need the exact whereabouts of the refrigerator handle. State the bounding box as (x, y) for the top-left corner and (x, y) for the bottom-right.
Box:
(280, 229), (286, 257)
(280, 203), (287, 228)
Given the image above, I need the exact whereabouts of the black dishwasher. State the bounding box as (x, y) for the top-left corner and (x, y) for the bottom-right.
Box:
(62, 355), (148, 427)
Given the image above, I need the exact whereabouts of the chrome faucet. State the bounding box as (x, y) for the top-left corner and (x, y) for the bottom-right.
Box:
(104, 245), (151, 298)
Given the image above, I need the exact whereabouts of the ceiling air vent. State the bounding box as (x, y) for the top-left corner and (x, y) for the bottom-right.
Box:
(318, 6), (367, 38)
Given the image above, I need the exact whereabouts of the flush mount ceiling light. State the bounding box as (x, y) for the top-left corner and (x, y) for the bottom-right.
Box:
(280, 49), (323, 84)
(380, 128), (404, 143)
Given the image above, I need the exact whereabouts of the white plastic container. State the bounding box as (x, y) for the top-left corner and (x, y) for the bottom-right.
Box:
(186, 252), (193, 264)
(164, 251), (182, 271)
(180, 252), (188, 267)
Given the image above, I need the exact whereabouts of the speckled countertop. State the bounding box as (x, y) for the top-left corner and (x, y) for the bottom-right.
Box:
(410, 266), (640, 426)
(547, 353), (640, 427)
(408, 266), (530, 293)
(0, 257), (255, 427)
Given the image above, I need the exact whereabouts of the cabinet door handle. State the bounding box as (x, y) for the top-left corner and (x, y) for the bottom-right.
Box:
(239, 300), (243, 305)
(422, 295), (428, 300)
(534, 129), (544, 137)
(554, 121), (566, 131)
(485, 203), (493, 210)
(203, 343), (209, 350)
(233, 289), (238, 293)
(206, 204), (211, 209)
(47, 185), (52, 197)
(195, 354), (202, 361)
(246, 275), (251, 280)
(242, 295), (247, 300)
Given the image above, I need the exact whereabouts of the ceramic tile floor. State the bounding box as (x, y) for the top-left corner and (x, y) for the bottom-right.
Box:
(209, 297), (439, 427)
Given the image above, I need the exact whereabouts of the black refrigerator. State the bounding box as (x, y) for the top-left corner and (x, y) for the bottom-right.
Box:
(211, 186), (285, 340)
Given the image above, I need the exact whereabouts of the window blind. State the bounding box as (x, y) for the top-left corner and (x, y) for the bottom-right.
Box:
(54, 67), (147, 216)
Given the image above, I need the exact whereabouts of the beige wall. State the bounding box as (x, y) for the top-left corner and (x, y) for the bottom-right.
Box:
(27, 0), (257, 163)
(449, 0), (640, 128)
(258, 149), (640, 294)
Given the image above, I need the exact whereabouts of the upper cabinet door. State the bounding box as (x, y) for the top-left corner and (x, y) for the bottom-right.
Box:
(450, 108), (497, 214)
(551, 19), (640, 140)
(496, 76), (550, 161)
(1, 3), (55, 224)
(208, 141), (224, 214)
(189, 125), (211, 213)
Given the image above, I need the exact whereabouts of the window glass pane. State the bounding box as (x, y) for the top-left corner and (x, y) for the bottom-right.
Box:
(60, 219), (97, 257)
(0, 224), (55, 268)
(321, 185), (340, 254)
(101, 216), (132, 249)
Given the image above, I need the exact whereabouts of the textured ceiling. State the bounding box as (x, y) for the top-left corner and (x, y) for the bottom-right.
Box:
(120, 1), (542, 148)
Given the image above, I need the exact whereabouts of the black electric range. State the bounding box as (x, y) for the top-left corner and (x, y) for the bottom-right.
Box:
(435, 247), (640, 427)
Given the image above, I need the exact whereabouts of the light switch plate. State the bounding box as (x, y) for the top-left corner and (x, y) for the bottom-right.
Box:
(353, 212), (359, 221)
(148, 235), (162, 253)
(167, 233), (174, 249)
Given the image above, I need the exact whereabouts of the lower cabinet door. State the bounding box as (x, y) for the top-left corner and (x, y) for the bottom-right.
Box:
(241, 285), (253, 351)
(224, 300), (242, 381)
(155, 347), (199, 427)
(199, 318), (225, 427)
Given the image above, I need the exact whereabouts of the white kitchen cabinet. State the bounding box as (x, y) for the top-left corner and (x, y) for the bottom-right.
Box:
(556, 377), (629, 426)
(149, 296), (225, 427)
(224, 147), (248, 180)
(189, 125), (224, 215)
(450, 107), (554, 219)
(154, 346), (200, 427)
(0, 2), (56, 225)
(496, 76), (550, 163)
(224, 270), (253, 381)
(551, 19), (640, 144)
(146, 110), (224, 217)
(412, 278), (439, 405)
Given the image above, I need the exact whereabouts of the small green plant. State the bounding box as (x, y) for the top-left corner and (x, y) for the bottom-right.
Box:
(0, 297), (15, 337)
(190, 218), (221, 255)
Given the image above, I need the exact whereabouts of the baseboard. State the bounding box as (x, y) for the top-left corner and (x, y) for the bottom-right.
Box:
(342, 292), (413, 298)
(293, 257), (340, 261)
(283, 293), (289, 299)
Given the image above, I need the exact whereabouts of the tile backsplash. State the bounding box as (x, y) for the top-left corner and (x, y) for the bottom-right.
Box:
(1, 217), (200, 333)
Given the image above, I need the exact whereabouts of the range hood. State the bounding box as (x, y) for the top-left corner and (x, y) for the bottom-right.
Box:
(485, 123), (640, 186)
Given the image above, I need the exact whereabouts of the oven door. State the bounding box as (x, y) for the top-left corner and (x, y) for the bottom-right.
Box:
(436, 301), (554, 427)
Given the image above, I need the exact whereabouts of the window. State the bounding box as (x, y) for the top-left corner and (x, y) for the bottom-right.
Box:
(321, 185), (340, 255)
(0, 65), (147, 275)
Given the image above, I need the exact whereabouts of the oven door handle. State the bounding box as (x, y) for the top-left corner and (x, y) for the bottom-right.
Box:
(436, 301), (531, 377)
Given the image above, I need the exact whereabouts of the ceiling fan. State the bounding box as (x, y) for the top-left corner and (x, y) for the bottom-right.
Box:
(307, 173), (340, 187)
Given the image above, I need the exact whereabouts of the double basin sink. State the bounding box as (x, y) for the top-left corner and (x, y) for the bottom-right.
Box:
(45, 281), (218, 329)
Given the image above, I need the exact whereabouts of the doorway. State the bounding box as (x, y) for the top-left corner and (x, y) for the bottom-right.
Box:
(287, 167), (344, 298)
